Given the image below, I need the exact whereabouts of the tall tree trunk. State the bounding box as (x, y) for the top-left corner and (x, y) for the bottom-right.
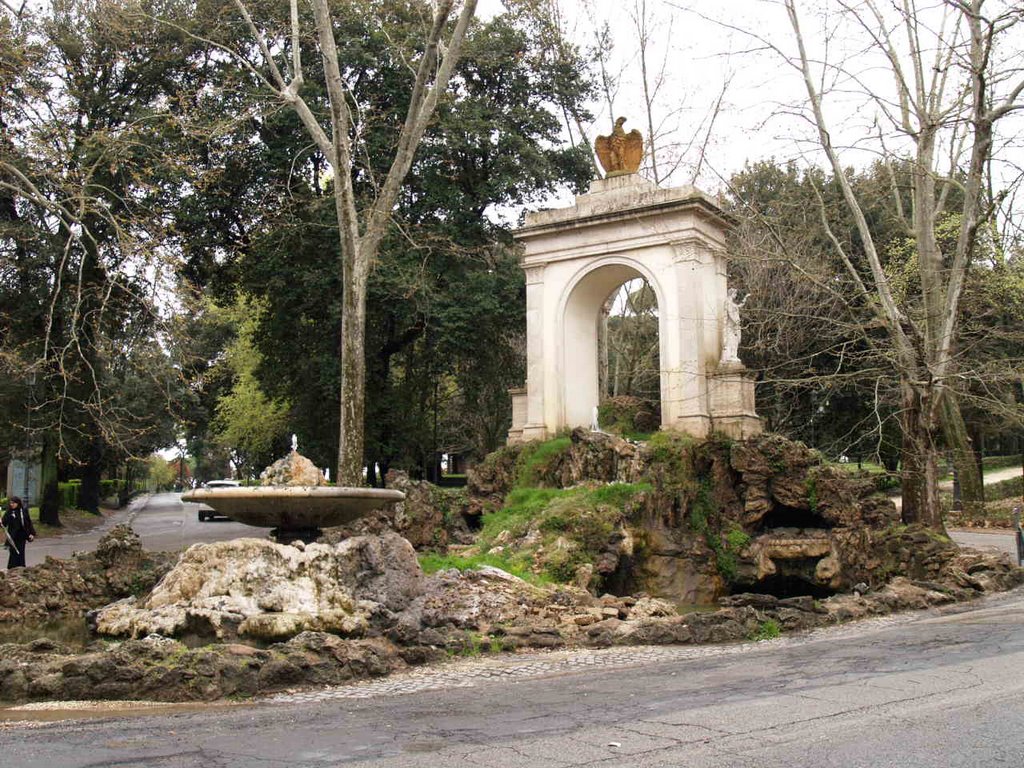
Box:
(336, 240), (368, 486)
(118, 464), (133, 508)
(78, 435), (104, 515)
(38, 430), (61, 527)
(898, 382), (945, 531)
(940, 392), (984, 517)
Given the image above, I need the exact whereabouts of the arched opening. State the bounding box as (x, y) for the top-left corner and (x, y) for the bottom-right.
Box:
(600, 277), (661, 433)
(561, 263), (662, 433)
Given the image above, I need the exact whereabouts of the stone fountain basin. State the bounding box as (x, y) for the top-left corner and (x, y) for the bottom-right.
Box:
(180, 486), (405, 529)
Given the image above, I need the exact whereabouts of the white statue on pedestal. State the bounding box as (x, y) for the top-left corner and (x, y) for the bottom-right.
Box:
(721, 288), (747, 364)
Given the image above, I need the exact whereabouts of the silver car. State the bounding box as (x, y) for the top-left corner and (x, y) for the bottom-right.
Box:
(196, 479), (241, 521)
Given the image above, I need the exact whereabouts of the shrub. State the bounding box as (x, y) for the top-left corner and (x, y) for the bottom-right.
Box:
(57, 481), (80, 510)
(751, 619), (781, 641)
(982, 454), (1023, 471)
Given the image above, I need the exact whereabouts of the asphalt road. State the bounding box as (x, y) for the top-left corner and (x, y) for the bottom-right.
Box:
(1, 590), (1023, 767)
(25, 492), (272, 566)
(948, 527), (1018, 559)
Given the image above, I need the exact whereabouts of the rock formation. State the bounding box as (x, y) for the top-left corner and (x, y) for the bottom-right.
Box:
(0, 536), (1019, 704)
(0, 526), (175, 623)
(259, 449), (327, 486)
(467, 429), (908, 602)
(93, 533), (424, 641)
(0, 429), (1020, 706)
(321, 470), (474, 549)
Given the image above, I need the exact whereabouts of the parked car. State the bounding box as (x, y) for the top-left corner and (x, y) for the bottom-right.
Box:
(196, 479), (241, 522)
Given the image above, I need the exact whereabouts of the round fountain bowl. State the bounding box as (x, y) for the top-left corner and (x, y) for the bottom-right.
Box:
(181, 486), (405, 530)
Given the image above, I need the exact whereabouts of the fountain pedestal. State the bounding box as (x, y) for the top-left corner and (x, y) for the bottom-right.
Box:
(182, 486), (405, 543)
(182, 449), (404, 543)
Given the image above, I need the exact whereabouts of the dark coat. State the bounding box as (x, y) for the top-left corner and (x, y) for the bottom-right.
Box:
(3, 505), (36, 568)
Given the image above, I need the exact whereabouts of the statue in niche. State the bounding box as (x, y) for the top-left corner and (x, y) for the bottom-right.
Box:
(595, 117), (643, 177)
(721, 288), (748, 364)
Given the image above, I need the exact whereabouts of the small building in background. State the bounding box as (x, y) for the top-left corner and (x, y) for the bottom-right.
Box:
(5, 458), (40, 506)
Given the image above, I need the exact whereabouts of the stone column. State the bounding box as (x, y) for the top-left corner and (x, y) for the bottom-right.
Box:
(522, 265), (548, 441)
(507, 387), (528, 444)
(668, 239), (711, 437)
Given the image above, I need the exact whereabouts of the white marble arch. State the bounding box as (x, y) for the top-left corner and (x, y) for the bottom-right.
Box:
(508, 175), (761, 444)
(558, 257), (663, 431)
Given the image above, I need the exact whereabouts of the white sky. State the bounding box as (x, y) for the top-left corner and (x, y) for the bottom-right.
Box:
(483, 0), (1024, 228)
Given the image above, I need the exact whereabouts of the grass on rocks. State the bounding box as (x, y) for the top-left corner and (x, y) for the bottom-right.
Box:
(431, 463), (653, 586)
(418, 551), (547, 584)
(514, 436), (572, 488)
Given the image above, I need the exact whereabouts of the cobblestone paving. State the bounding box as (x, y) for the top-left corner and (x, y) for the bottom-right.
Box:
(268, 612), (915, 705)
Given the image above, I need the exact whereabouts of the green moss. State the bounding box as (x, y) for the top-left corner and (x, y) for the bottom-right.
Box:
(714, 527), (751, 583)
(645, 432), (703, 498)
(715, 548), (738, 582)
(688, 479), (713, 535)
(646, 430), (695, 464)
(805, 473), (819, 512)
(543, 546), (580, 583)
(591, 481), (653, 507)
(725, 528), (751, 551)
(481, 487), (567, 541)
(515, 436), (572, 488)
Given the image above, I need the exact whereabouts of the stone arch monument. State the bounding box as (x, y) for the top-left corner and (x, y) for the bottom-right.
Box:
(508, 146), (761, 444)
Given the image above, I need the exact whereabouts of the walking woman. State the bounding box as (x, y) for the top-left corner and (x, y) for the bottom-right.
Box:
(3, 497), (35, 569)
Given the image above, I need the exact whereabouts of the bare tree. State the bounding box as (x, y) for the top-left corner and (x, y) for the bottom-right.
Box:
(1, 1), (192, 519)
(778, 0), (1024, 528)
(212, 0), (477, 484)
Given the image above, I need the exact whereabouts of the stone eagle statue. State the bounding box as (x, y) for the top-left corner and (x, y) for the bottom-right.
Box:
(595, 117), (643, 177)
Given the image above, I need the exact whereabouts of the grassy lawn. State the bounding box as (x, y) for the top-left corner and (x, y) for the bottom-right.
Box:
(27, 504), (119, 538)
(982, 454), (1023, 471)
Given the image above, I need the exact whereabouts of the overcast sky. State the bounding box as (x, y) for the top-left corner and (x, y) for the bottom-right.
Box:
(482, 0), (1024, 225)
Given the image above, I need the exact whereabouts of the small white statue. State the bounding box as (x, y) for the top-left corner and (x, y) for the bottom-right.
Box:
(721, 288), (748, 364)
(291, 434), (298, 453)
(590, 405), (601, 432)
